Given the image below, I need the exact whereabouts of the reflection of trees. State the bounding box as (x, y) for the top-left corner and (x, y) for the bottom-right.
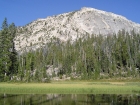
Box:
(83, 94), (139, 105)
(0, 94), (140, 105)
(101, 94), (111, 102)
(117, 95), (129, 105)
(29, 95), (33, 105)
(90, 94), (95, 102)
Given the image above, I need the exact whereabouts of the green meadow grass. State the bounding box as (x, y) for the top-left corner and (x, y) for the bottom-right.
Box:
(0, 82), (140, 94)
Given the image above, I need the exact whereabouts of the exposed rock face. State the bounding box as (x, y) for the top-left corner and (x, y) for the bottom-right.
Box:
(15, 7), (140, 52)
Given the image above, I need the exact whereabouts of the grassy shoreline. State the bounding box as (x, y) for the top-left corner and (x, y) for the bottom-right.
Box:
(0, 81), (140, 94)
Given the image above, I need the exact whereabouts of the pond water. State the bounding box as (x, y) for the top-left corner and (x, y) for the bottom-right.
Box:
(0, 94), (140, 105)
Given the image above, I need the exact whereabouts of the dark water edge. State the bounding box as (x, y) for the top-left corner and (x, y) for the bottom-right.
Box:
(0, 94), (140, 105)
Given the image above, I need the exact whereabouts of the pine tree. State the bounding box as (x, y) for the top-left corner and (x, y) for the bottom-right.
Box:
(9, 23), (18, 79)
(0, 18), (11, 81)
(0, 18), (18, 81)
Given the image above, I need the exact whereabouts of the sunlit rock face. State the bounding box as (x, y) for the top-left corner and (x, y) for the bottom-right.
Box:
(15, 7), (140, 52)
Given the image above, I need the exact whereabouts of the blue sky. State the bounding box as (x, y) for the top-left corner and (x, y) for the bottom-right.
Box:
(0, 0), (140, 26)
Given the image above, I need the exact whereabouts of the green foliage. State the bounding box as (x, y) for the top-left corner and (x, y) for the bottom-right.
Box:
(0, 18), (18, 81)
(0, 18), (140, 82)
(15, 29), (140, 81)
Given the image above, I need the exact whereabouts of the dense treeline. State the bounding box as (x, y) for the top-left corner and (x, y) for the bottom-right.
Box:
(17, 29), (140, 82)
(0, 18), (18, 81)
(0, 18), (140, 82)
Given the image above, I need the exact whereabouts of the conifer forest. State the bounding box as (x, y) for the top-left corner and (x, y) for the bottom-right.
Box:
(0, 18), (140, 82)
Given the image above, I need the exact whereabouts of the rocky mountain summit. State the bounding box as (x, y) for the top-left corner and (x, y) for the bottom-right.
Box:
(15, 7), (140, 52)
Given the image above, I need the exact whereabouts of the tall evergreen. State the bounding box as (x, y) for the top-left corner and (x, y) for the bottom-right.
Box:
(0, 18), (18, 81)
(9, 23), (18, 79)
(0, 18), (140, 81)
(0, 18), (11, 81)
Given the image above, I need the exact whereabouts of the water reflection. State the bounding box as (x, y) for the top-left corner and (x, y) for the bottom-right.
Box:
(0, 94), (140, 105)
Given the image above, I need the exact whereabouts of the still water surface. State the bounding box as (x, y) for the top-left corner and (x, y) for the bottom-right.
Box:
(0, 94), (140, 105)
